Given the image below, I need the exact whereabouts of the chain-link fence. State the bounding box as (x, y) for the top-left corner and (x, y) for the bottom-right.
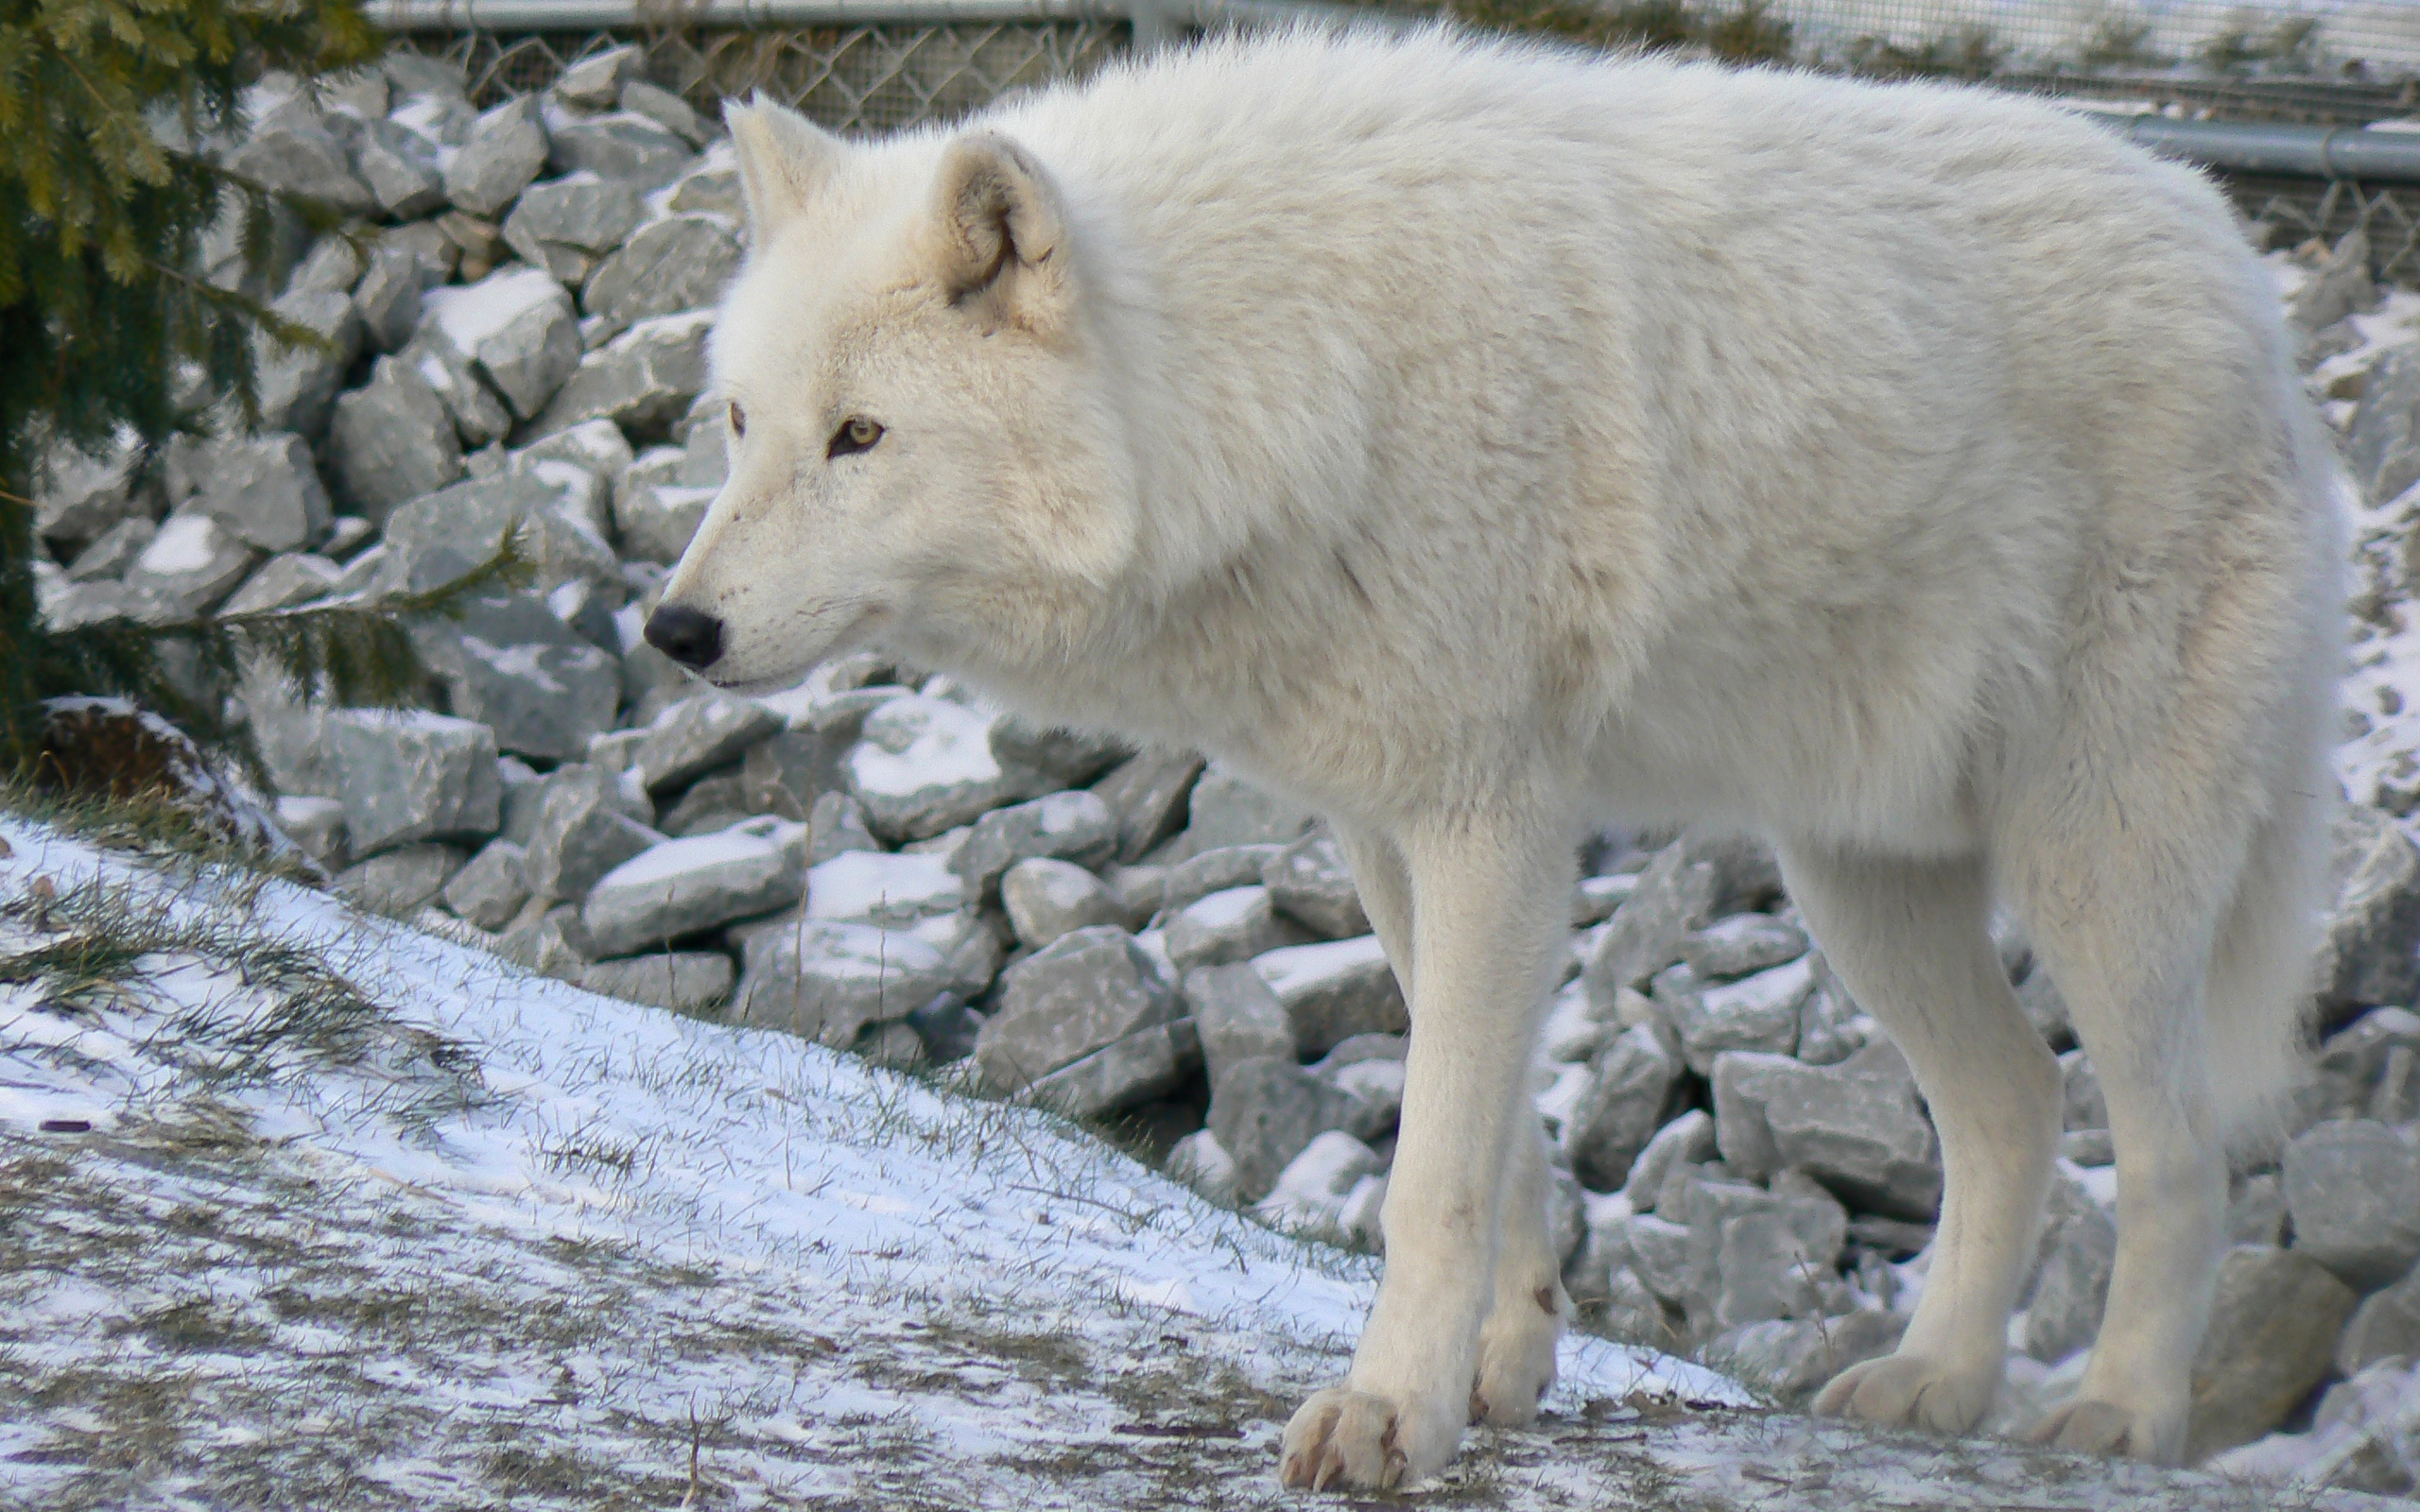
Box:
(392, 17), (1131, 131)
(383, 0), (2420, 275)
(1766, 1), (2419, 81)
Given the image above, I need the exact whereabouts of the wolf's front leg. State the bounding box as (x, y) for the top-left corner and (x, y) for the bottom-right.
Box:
(1278, 809), (1570, 1491)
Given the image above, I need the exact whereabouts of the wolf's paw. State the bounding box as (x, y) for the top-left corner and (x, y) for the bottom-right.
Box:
(1812, 1351), (1998, 1435)
(1278, 1384), (1461, 1491)
(1469, 1281), (1564, 1427)
(2024, 1396), (2186, 1463)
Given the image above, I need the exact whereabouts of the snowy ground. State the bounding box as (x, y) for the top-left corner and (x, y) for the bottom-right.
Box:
(0, 820), (2402, 1510)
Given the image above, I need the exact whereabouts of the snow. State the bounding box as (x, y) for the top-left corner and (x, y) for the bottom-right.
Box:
(1253, 933), (1390, 995)
(805, 849), (964, 926)
(848, 695), (1004, 797)
(1184, 885), (1267, 929)
(133, 512), (225, 576)
(0, 829), (2389, 1507)
(589, 827), (779, 890)
(423, 265), (566, 353)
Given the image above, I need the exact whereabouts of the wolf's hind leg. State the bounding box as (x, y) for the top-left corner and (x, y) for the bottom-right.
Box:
(1779, 845), (2062, 1437)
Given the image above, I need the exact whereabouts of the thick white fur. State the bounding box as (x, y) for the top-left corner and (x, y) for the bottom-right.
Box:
(669, 26), (2345, 1486)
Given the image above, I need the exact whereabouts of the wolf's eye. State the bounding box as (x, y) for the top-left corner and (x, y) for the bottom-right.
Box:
(829, 417), (884, 458)
(729, 402), (746, 438)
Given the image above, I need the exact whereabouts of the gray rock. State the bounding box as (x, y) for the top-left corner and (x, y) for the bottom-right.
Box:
(1183, 762), (1317, 852)
(1794, 976), (1867, 1067)
(552, 44), (640, 108)
(974, 926), (1177, 1092)
(505, 168), (644, 252)
(737, 729), (847, 822)
(523, 771), (665, 902)
(35, 435), (155, 549)
(634, 693), (782, 794)
(1622, 1107), (1719, 1209)
(582, 828), (803, 956)
(665, 161), (742, 217)
(987, 717), (1127, 788)
(2336, 1262), (2420, 1377)
(419, 266), (582, 421)
(402, 328), (514, 447)
(734, 919), (950, 1049)
(2315, 804), (2420, 1015)
(354, 116), (448, 219)
(1322, 1053), (1405, 1143)
(1252, 935), (1408, 1057)
(441, 838), (531, 930)
(1681, 913), (1809, 981)
(2351, 347), (2420, 505)
(325, 356), (462, 524)
(1028, 1020), (1201, 1120)
(1583, 841), (1719, 1009)
(800, 849), (964, 929)
(380, 466), (618, 599)
(1000, 857), (1122, 949)
(2298, 1006), (2420, 1128)
(1207, 1055), (1361, 1204)
(2228, 1171), (2289, 1246)
(444, 96), (549, 217)
(950, 790), (1119, 902)
(847, 696), (1041, 842)
(2061, 1050), (2108, 1131)
(546, 112), (693, 191)
(582, 214), (743, 333)
(805, 791), (878, 866)
(620, 79), (706, 147)
(1712, 1041), (1943, 1220)
(1092, 748), (1204, 863)
(272, 795), (348, 869)
(336, 841), (465, 917)
(2282, 1119), (2420, 1290)
(656, 772), (752, 837)
(1163, 844), (1284, 917)
(176, 432), (330, 554)
(326, 709), (501, 856)
(1566, 1023), (1684, 1191)
(1262, 830), (1369, 939)
(614, 478), (717, 563)
(217, 551), (341, 619)
(2025, 1201), (2117, 1363)
(122, 514), (259, 619)
(1691, 1175), (1852, 1332)
(40, 578), (134, 632)
(417, 593), (622, 763)
(228, 102), (375, 217)
(2290, 231), (2381, 335)
(2185, 1245), (2360, 1462)
(64, 517), (154, 582)
(530, 311), (711, 438)
(1184, 963), (1296, 1093)
(1656, 957), (1812, 1076)
(1257, 1129), (1383, 1239)
(1167, 885), (1305, 970)
(497, 901), (596, 980)
(576, 952), (735, 1014)
(252, 289), (361, 438)
(1702, 1311), (1906, 1404)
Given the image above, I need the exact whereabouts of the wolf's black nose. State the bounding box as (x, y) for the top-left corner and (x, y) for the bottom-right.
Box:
(645, 604), (725, 670)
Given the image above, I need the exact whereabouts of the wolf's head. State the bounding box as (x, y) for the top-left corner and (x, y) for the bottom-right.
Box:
(645, 97), (1139, 692)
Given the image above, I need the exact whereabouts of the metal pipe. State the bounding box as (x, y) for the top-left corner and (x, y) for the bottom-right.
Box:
(2081, 111), (2420, 184)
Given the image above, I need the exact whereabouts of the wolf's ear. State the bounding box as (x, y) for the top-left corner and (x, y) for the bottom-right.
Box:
(726, 94), (840, 236)
(929, 132), (1073, 335)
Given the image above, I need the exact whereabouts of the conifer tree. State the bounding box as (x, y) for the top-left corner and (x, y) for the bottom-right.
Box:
(0, 0), (484, 782)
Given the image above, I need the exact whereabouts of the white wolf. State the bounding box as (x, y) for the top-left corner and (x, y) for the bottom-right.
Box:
(648, 26), (2345, 1489)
